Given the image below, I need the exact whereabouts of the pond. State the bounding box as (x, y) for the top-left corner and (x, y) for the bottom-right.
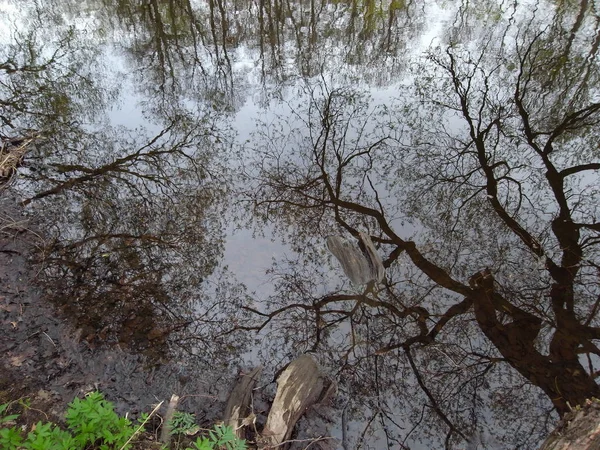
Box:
(1, 0), (599, 448)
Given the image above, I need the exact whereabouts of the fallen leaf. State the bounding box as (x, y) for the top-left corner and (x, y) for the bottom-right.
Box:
(9, 354), (26, 367)
(241, 412), (256, 427)
(0, 303), (14, 312)
(185, 425), (200, 436)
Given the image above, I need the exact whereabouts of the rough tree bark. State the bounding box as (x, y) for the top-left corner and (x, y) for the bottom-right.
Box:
(224, 354), (329, 449)
(539, 399), (600, 450)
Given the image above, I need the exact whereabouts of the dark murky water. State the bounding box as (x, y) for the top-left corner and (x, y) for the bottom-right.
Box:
(1, 0), (600, 448)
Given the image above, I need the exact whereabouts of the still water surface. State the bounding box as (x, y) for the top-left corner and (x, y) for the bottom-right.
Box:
(1, 0), (600, 448)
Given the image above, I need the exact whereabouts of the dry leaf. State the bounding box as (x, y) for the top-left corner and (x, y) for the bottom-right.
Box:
(10, 354), (26, 367)
(241, 413), (256, 427)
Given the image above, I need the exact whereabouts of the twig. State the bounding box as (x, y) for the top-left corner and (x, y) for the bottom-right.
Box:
(118, 400), (164, 450)
(12, 397), (49, 421)
(42, 331), (56, 348)
(404, 346), (465, 440)
(341, 402), (349, 450)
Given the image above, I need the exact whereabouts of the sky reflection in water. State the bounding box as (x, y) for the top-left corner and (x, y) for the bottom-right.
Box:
(1, 0), (600, 448)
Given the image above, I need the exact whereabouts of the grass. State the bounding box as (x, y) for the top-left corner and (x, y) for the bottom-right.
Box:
(0, 137), (30, 180)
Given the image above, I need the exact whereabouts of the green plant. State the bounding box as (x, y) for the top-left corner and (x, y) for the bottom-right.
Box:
(0, 426), (24, 448)
(0, 403), (19, 425)
(65, 391), (135, 448)
(186, 425), (246, 450)
(0, 392), (137, 450)
(169, 411), (199, 436)
(0, 395), (246, 450)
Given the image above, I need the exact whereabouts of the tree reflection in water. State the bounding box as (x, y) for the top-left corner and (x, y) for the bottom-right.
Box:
(246, 2), (600, 447)
(0, 2), (251, 370)
(27, 120), (245, 360)
(1, 0), (599, 447)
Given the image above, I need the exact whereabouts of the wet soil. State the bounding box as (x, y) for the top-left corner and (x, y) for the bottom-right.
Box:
(0, 198), (225, 429)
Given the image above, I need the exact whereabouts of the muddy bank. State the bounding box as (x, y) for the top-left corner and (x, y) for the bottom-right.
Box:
(0, 198), (226, 425)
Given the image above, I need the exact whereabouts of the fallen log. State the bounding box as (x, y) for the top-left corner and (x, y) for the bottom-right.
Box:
(160, 394), (180, 446)
(260, 354), (324, 448)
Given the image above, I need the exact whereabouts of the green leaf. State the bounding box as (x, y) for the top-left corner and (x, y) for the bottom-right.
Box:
(25, 421), (58, 450)
(0, 414), (20, 424)
(169, 411), (198, 435)
(137, 412), (149, 425)
(0, 426), (24, 449)
(190, 436), (213, 450)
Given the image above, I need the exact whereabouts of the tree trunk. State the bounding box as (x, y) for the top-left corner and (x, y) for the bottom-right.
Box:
(539, 399), (600, 449)
(470, 270), (600, 416)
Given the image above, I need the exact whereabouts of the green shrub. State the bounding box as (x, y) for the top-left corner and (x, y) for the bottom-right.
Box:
(0, 391), (136, 450)
(65, 391), (134, 448)
(0, 392), (246, 450)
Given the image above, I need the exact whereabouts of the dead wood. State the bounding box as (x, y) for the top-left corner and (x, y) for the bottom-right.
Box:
(261, 354), (325, 448)
(223, 366), (263, 438)
(0, 134), (35, 179)
(160, 394), (180, 445)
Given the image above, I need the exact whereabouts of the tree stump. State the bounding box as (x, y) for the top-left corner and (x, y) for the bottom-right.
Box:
(539, 399), (600, 449)
(223, 366), (263, 439)
(260, 354), (325, 448)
